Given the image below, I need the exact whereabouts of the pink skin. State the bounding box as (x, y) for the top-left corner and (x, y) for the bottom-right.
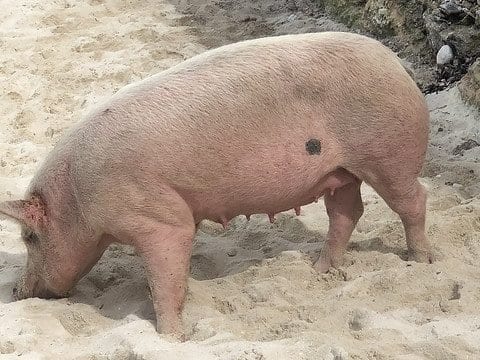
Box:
(0, 32), (432, 339)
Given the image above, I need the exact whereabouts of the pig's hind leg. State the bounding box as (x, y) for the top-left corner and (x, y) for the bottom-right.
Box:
(314, 175), (363, 273)
(371, 178), (433, 263)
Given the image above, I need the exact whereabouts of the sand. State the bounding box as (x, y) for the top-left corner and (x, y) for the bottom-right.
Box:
(1, 0), (480, 359)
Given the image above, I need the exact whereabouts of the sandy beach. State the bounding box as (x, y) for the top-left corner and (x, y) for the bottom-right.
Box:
(1, 0), (479, 359)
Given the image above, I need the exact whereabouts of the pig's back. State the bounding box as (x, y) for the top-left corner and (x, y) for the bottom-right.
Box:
(65, 32), (426, 222)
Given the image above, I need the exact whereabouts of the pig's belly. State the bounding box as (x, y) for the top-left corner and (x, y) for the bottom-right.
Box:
(186, 167), (355, 225)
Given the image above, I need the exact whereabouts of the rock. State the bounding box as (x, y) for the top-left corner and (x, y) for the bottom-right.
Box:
(321, 0), (427, 39)
(452, 139), (480, 155)
(424, 12), (448, 53)
(437, 44), (454, 65)
(364, 2), (394, 37)
(458, 58), (480, 107)
(226, 248), (238, 257)
(440, 1), (464, 17)
(462, 0), (476, 10)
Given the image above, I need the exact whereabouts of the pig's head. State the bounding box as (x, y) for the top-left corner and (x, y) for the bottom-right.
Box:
(0, 194), (104, 301)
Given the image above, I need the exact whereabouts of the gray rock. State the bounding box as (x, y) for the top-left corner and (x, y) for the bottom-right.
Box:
(459, 59), (480, 107)
(226, 248), (238, 257)
(440, 1), (464, 17)
(440, 1), (463, 16)
(437, 44), (454, 65)
(424, 13), (449, 53)
(462, 1), (475, 10)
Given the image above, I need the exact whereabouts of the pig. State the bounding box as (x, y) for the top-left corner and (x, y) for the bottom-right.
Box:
(0, 31), (433, 338)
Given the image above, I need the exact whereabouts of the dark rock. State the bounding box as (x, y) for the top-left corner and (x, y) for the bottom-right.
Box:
(226, 248), (238, 257)
(452, 139), (480, 155)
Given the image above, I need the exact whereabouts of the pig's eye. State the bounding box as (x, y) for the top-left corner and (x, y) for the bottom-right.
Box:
(24, 232), (39, 243)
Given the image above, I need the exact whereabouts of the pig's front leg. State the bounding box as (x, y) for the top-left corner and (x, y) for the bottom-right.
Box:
(135, 221), (195, 339)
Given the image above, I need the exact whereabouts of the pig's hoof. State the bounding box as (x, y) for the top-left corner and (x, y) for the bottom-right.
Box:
(160, 330), (186, 342)
(313, 250), (344, 273)
(408, 249), (434, 264)
(157, 320), (186, 342)
(313, 258), (333, 273)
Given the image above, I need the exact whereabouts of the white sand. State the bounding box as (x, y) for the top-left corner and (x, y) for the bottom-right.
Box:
(1, 1), (480, 359)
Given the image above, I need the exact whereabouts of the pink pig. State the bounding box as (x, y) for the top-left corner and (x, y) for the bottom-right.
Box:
(0, 32), (433, 338)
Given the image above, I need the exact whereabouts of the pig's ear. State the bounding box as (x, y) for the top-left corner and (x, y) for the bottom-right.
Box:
(0, 199), (46, 229)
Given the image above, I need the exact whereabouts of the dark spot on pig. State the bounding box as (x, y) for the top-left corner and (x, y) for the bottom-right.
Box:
(24, 231), (39, 243)
(21, 227), (39, 244)
(305, 139), (321, 155)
